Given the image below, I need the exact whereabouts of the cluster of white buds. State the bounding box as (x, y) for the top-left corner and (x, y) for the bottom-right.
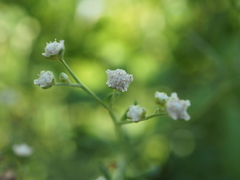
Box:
(42, 39), (65, 60)
(127, 105), (146, 122)
(155, 92), (191, 121)
(106, 69), (133, 92)
(34, 71), (55, 89)
(34, 39), (192, 122)
(12, 143), (33, 157)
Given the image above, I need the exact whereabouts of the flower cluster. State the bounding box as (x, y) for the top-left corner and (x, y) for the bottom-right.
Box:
(33, 39), (192, 180)
(154, 92), (191, 121)
(34, 39), (191, 123)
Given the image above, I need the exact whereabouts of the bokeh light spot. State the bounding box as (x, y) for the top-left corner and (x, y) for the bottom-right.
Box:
(170, 129), (196, 157)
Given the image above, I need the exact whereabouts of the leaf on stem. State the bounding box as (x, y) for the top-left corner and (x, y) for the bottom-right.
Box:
(120, 107), (129, 122)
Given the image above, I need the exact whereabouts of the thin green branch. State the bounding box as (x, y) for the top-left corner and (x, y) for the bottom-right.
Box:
(58, 59), (108, 109)
(54, 83), (81, 88)
(59, 58), (83, 85)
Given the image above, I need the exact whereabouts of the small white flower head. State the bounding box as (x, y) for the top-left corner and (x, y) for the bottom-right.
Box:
(59, 72), (71, 83)
(34, 71), (55, 89)
(42, 39), (65, 60)
(106, 69), (133, 92)
(154, 91), (169, 106)
(166, 93), (191, 121)
(12, 143), (33, 157)
(127, 105), (146, 122)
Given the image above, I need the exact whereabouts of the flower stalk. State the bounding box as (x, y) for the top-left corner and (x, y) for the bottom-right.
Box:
(35, 39), (192, 180)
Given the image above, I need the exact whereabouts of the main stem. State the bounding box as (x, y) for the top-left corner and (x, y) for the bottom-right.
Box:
(59, 58), (128, 179)
(108, 92), (128, 180)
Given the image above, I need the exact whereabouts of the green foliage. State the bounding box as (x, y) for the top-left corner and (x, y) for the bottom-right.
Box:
(0, 0), (240, 179)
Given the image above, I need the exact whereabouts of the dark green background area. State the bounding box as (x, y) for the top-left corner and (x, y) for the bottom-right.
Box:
(0, 0), (240, 179)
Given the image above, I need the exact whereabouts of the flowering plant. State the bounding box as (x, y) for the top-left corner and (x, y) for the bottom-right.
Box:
(34, 39), (191, 180)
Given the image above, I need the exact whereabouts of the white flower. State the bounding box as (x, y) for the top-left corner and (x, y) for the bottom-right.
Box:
(127, 105), (146, 122)
(106, 69), (133, 92)
(34, 71), (55, 89)
(42, 39), (65, 60)
(154, 91), (169, 106)
(166, 93), (191, 121)
(12, 143), (33, 157)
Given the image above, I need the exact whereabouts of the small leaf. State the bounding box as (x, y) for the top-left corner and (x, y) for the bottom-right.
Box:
(120, 107), (129, 122)
(103, 93), (113, 104)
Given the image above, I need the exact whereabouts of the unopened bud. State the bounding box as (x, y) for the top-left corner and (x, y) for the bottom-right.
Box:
(154, 91), (169, 107)
(59, 72), (71, 83)
(34, 71), (55, 89)
(127, 105), (146, 122)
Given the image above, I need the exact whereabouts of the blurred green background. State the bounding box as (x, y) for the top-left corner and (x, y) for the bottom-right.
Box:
(1, 0), (240, 179)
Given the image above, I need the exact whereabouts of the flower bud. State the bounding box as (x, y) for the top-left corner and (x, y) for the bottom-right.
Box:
(34, 71), (55, 89)
(12, 143), (33, 157)
(127, 105), (146, 122)
(106, 69), (133, 92)
(166, 93), (191, 121)
(154, 91), (169, 106)
(42, 39), (65, 60)
(59, 72), (71, 83)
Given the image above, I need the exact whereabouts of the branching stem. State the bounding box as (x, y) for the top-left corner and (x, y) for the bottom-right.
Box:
(59, 58), (108, 109)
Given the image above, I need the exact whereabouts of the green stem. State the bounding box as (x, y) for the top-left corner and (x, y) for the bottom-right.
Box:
(108, 90), (128, 180)
(113, 155), (127, 180)
(54, 83), (81, 87)
(59, 58), (82, 85)
(59, 59), (108, 109)
(119, 113), (167, 125)
(107, 98), (126, 152)
(58, 59), (127, 179)
(109, 89), (117, 109)
(108, 110), (127, 180)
